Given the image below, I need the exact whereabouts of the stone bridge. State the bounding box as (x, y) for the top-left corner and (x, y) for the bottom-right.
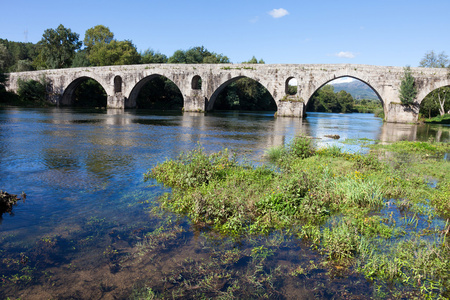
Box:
(5, 63), (450, 123)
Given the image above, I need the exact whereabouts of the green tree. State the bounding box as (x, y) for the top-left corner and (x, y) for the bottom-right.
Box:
(419, 51), (449, 68)
(17, 78), (47, 103)
(168, 46), (230, 64)
(418, 51), (450, 117)
(243, 56), (265, 64)
(38, 24), (82, 69)
(84, 25), (114, 51)
(141, 49), (168, 64)
(71, 50), (91, 67)
(88, 40), (140, 66)
(399, 66), (417, 106)
(336, 90), (354, 113)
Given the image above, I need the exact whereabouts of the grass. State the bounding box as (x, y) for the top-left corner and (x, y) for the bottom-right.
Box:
(145, 137), (450, 298)
(424, 113), (450, 124)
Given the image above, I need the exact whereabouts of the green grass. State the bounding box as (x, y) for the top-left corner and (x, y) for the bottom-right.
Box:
(145, 136), (450, 298)
(424, 113), (450, 124)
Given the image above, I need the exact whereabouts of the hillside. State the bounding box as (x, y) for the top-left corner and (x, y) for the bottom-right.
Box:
(330, 80), (379, 100)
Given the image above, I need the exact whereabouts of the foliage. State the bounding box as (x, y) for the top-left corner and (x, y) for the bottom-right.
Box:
(88, 40), (140, 66)
(141, 49), (168, 64)
(0, 39), (39, 72)
(420, 86), (450, 118)
(147, 138), (450, 298)
(168, 46), (230, 64)
(419, 50), (449, 68)
(399, 66), (417, 106)
(17, 77), (47, 104)
(243, 56), (265, 64)
(213, 77), (277, 111)
(136, 76), (183, 110)
(83, 25), (114, 51)
(71, 50), (91, 68)
(424, 113), (450, 124)
(71, 79), (106, 107)
(37, 24), (82, 69)
(309, 84), (355, 113)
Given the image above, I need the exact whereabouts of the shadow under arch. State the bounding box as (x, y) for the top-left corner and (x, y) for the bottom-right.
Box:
(306, 75), (384, 111)
(207, 76), (277, 112)
(126, 74), (183, 110)
(61, 76), (107, 107)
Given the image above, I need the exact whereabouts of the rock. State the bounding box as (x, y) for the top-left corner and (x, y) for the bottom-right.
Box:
(0, 190), (25, 215)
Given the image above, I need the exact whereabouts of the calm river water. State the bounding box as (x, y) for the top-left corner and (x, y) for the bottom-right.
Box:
(0, 108), (449, 299)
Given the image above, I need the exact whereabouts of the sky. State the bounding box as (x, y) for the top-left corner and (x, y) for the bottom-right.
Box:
(1, 0), (449, 67)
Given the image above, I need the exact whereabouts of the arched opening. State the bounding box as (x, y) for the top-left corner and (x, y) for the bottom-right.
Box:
(419, 85), (450, 120)
(306, 76), (383, 117)
(127, 75), (183, 110)
(191, 75), (202, 90)
(61, 77), (107, 108)
(286, 77), (297, 96)
(114, 76), (122, 93)
(208, 77), (277, 112)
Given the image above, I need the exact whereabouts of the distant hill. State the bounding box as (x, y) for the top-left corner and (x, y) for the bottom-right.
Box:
(330, 80), (379, 100)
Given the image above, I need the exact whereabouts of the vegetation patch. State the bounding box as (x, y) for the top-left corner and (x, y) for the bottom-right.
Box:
(146, 137), (450, 298)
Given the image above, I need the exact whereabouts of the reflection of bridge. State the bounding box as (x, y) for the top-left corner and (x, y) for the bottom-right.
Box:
(6, 64), (450, 123)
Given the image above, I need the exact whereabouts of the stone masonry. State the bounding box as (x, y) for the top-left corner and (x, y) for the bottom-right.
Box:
(5, 64), (450, 123)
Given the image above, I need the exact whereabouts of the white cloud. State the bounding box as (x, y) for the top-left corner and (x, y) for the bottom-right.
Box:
(268, 8), (289, 18)
(288, 78), (297, 86)
(249, 16), (259, 23)
(331, 77), (355, 84)
(335, 51), (356, 58)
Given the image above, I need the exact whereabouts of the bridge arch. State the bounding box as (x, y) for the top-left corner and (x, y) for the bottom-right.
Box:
(416, 79), (450, 105)
(305, 75), (384, 109)
(126, 74), (183, 109)
(61, 76), (108, 106)
(207, 75), (276, 111)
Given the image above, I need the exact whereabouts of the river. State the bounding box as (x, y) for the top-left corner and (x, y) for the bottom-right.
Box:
(0, 108), (449, 299)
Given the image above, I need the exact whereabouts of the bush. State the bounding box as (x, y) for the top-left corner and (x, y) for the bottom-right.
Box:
(17, 78), (47, 104)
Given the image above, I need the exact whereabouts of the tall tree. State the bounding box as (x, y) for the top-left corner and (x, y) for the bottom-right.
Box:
(419, 51), (449, 68)
(399, 66), (417, 106)
(84, 25), (114, 51)
(141, 49), (168, 64)
(38, 24), (82, 69)
(168, 46), (230, 64)
(419, 51), (450, 117)
(88, 40), (140, 66)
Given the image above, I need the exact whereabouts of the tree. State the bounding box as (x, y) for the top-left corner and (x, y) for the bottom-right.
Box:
(88, 40), (140, 66)
(399, 66), (417, 106)
(71, 50), (91, 67)
(418, 51), (450, 117)
(38, 24), (82, 69)
(419, 51), (449, 68)
(141, 49), (168, 64)
(168, 46), (230, 64)
(84, 25), (114, 51)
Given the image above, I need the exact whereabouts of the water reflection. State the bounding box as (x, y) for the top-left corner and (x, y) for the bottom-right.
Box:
(0, 107), (449, 299)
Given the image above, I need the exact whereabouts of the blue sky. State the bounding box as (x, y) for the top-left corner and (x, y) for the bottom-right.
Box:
(1, 0), (449, 67)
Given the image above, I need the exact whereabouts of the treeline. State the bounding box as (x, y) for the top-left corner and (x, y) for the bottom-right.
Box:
(0, 24), (273, 109)
(308, 84), (382, 114)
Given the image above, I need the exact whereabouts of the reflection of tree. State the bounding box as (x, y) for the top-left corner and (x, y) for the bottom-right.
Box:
(380, 122), (450, 143)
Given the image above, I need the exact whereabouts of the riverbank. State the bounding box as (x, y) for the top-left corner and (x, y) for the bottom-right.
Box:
(145, 138), (450, 299)
(424, 114), (450, 124)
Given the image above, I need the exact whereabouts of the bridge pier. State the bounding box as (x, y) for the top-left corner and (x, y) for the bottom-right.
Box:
(184, 91), (206, 112)
(276, 99), (305, 117)
(107, 93), (126, 109)
(385, 103), (419, 123)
